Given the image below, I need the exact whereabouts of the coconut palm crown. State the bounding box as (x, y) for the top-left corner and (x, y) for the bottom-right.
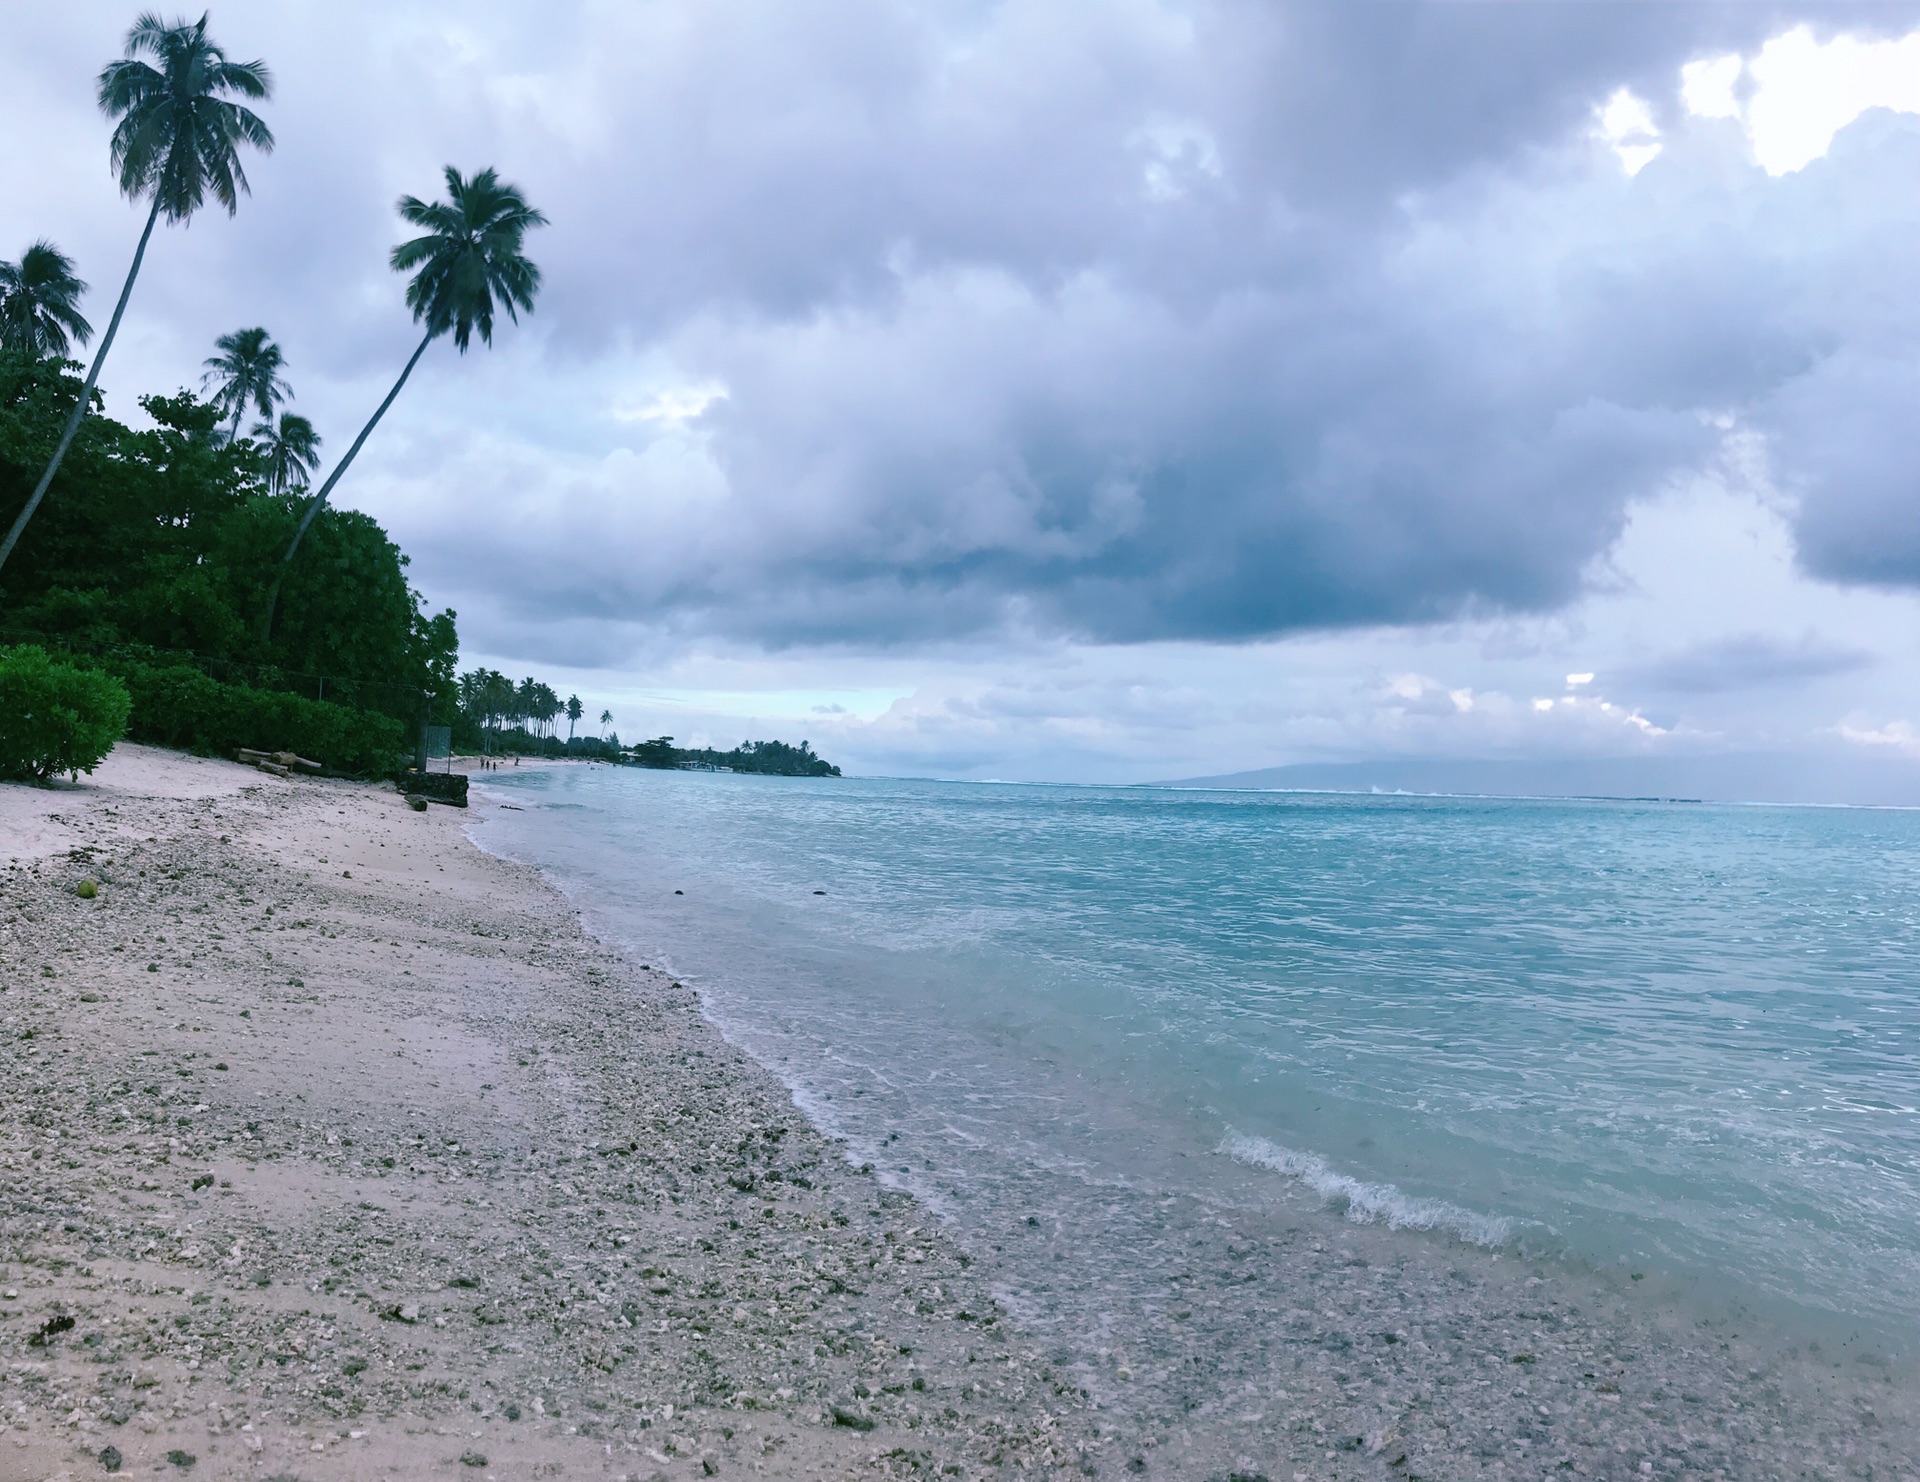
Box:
(252, 411), (321, 495)
(202, 326), (289, 442)
(99, 12), (274, 224)
(0, 12), (272, 577)
(391, 166), (547, 352)
(0, 243), (94, 361)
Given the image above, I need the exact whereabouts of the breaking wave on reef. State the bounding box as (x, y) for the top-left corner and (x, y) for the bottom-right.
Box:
(1222, 1129), (1517, 1248)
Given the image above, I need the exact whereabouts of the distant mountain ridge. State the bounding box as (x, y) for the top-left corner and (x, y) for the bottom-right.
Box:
(1159, 754), (1920, 808)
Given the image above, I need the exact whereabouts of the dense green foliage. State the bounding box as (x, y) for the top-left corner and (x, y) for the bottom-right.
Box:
(0, 354), (456, 773)
(106, 656), (406, 775)
(631, 736), (841, 777)
(0, 644), (131, 781)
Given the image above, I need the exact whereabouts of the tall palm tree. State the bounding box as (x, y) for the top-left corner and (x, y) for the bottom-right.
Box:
(203, 326), (289, 443)
(0, 12), (272, 578)
(565, 694), (583, 744)
(253, 411), (322, 494)
(0, 242), (94, 360)
(260, 166), (546, 640)
(600, 709), (613, 741)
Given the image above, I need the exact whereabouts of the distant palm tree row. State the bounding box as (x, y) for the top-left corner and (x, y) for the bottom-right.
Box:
(457, 668), (614, 751)
(0, 8), (548, 660)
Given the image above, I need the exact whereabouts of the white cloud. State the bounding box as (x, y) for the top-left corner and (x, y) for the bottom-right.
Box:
(1684, 25), (1920, 175)
(1837, 718), (1920, 756)
(1131, 115), (1224, 202)
(611, 382), (730, 426)
(1681, 53), (1744, 120)
(1597, 87), (1662, 174)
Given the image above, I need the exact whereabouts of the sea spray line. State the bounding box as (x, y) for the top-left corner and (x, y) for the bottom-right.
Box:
(1221, 1129), (1517, 1247)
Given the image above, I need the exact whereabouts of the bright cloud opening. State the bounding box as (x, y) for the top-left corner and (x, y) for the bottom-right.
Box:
(1685, 26), (1920, 175)
(1680, 53), (1744, 120)
(612, 382), (730, 426)
(1598, 87), (1662, 174)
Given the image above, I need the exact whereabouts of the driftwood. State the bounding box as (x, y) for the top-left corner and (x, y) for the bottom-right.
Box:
(235, 748), (325, 776)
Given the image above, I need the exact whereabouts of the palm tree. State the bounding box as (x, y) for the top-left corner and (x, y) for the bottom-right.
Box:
(0, 242), (94, 360)
(565, 694), (583, 744)
(531, 683), (561, 741)
(260, 166), (546, 640)
(203, 326), (289, 443)
(0, 12), (272, 578)
(600, 709), (613, 741)
(253, 411), (321, 494)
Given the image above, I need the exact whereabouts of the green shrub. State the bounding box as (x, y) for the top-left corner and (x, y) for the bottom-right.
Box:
(103, 658), (409, 777)
(0, 645), (131, 782)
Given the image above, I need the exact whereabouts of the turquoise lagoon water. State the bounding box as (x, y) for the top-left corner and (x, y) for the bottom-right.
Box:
(471, 769), (1920, 1351)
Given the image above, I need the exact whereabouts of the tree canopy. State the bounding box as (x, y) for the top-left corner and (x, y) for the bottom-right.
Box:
(0, 353), (455, 720)
(0, 243), (93, 360)
(202, 325), (289, 442)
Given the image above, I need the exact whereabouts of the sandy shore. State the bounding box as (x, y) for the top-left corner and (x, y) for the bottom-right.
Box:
(1, 747), (1088, 1480)
(6, 745), (1920, 1482)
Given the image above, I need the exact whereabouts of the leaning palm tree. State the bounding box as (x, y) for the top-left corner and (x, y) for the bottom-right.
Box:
(0, 242), (94, 360)
(259, 166), (546, 641)
(600, 709), (613, 741)
(203, 326), (289, 443)
(0, 12), (272, 577)
(253, 411), (322, 494)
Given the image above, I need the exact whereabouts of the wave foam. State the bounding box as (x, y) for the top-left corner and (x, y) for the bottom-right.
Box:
(1222, 1130), (1515, 1247)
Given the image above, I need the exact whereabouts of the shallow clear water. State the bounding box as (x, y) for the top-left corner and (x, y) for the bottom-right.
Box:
(473, 768), (1920, 1349)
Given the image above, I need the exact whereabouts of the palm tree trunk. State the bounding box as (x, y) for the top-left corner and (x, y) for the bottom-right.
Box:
(258, 328), (435, 643)
(0, 195), (164, 577)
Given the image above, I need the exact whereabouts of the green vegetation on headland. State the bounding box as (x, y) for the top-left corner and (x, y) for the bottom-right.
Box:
(629, 736), (841, 777)
(447, 679), (841, 777)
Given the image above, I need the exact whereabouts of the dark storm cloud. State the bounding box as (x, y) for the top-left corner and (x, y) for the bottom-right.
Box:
(424, 0), (1920, 652)
(1769, 347), (1920, 588)
(531, 1), (1920, 338)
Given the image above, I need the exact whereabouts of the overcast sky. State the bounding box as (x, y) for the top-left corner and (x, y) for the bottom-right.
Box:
(8, 2), (1920, 791)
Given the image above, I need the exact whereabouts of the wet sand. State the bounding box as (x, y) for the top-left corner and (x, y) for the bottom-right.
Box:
(4, 745), (1919, 1482)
